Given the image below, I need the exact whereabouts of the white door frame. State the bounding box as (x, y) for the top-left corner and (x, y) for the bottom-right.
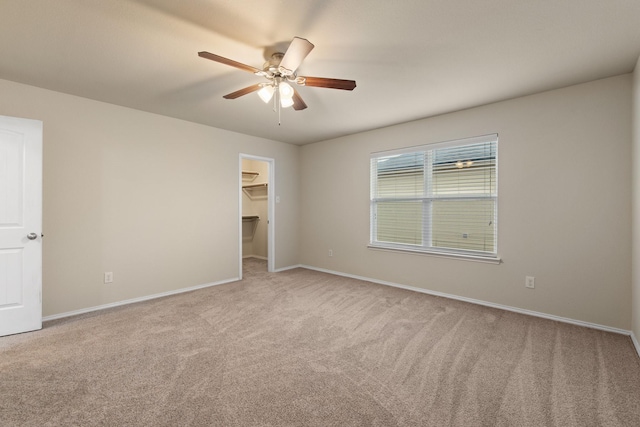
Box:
(239, 154), (275, 278)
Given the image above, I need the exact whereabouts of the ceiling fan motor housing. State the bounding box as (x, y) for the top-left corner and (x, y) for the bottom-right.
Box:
(260, 52), (300, 84)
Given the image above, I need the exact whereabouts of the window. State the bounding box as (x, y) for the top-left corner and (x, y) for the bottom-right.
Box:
(369, 134), (498, 260)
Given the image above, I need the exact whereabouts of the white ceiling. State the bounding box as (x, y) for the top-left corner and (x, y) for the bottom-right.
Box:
(1, 0), (639, 145)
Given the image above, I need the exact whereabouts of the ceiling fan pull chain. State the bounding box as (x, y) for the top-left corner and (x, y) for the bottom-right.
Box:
(272, 90), (277, 113)
(276, 87), (282, 125)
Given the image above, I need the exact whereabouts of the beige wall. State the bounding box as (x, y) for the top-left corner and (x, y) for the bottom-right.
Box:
(0, 78), (299, 317)
(300, 74), (632, 330)
(633, 56), (640, 340)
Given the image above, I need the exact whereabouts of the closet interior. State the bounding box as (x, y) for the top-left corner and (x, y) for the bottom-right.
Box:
(241, 159), (268, 261)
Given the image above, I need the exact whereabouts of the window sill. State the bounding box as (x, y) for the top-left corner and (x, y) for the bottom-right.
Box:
(367, 244), (502, 264)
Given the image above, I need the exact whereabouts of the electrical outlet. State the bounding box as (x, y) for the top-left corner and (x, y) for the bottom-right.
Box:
(525, 276), (535, 289)
(104, 272), (113, 284)
(328, 249), (333, 257)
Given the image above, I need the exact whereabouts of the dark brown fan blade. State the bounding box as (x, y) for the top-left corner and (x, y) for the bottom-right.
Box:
(300, 76), (356, 91)
(278, 37), (314, 76)
(198, 51), (262, 74)
(292, 89), (307, 111)
(223, 84), (262, 99)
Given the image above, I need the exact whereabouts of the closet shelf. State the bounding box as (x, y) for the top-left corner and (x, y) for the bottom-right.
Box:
(242, 183), (267, 189)
(242, 182), (267, 200)
(242, 171), (260, 183)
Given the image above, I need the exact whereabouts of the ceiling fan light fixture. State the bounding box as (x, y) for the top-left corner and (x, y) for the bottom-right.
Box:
(257, 85), (275, 103)
(280, 96), (294, 108)
(279, 82), (294, 100)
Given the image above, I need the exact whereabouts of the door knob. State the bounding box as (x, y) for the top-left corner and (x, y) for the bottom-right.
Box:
(27, 233), (38, 240)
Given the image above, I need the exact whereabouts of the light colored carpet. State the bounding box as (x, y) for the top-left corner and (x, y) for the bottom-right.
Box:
(1, 258), (639, 426)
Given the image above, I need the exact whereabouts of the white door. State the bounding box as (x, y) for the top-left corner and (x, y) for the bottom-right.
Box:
(0, 115), (43, 336)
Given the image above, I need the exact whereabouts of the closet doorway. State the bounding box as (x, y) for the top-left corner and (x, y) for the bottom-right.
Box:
(239, 155), (274, 278)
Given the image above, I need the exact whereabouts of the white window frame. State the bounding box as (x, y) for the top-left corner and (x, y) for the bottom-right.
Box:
(369, 134), (500, 263)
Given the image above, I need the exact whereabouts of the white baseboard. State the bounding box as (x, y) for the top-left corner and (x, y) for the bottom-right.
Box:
(300, 264), (634, 337)
(632, 332), (640, 359)
(43, 277), (239, 322)
(273, 263), (302, 273)
(242, 257), (297, 273)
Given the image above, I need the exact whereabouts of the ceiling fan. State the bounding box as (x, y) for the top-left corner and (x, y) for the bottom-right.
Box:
(198, 37), (356, 112)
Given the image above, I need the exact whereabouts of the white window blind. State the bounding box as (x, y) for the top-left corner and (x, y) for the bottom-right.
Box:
(370, 134), (498, 259)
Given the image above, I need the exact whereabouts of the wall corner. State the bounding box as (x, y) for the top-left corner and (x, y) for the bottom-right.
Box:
(632, 54), (640, 345)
